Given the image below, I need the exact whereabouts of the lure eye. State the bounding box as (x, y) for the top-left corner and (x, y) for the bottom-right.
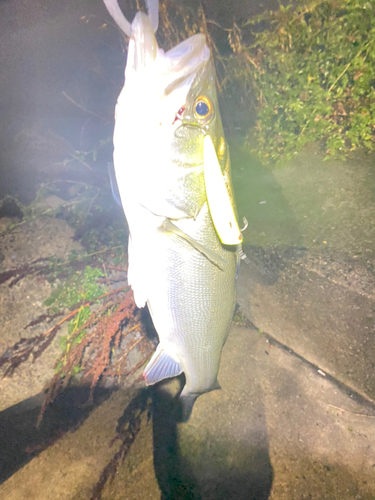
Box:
(194, 96), (214, 123)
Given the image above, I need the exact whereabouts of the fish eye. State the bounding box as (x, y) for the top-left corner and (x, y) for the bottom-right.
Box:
(194, 96), (214, 123)
(196, 101), (209, 116)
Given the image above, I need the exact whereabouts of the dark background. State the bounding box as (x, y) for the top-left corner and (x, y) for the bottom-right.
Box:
(0, 0), (278, 203)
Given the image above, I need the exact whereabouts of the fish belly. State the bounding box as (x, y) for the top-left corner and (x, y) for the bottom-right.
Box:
(142, 203), (237, 396)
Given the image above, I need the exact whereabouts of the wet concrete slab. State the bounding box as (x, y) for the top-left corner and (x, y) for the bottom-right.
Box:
(231, 141), (375, 406)
(177, 325), (375, 500)
(237, 246), (375, 404)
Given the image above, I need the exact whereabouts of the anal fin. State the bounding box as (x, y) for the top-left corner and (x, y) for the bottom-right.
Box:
(143, 347), (183, 385)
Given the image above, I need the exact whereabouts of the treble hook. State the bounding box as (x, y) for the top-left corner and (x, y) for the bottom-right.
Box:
(240, 217), (248, 232)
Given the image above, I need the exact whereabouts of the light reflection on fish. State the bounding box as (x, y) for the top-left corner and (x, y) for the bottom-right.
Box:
(103, 0), (243, 418)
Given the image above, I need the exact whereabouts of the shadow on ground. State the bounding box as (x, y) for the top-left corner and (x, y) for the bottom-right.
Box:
(1, 379), (274, 499)
(151, 378), (273, 500)
(0, 386), (112, 484)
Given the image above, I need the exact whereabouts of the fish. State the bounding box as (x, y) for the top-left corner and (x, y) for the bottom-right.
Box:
(103, 0), (243, 418)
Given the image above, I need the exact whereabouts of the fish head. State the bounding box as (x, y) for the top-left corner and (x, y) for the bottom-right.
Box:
(107, 0), (222, 158)
(171, 55), (240, 241)
(114, 4), (239, 239)
(171, 54), (227, 167)
(117, 17), (213, 157)
(115, 24), (215, 208)
(175, 57), (222, 139)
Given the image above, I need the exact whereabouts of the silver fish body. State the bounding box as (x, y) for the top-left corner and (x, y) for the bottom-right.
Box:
(103, 0), (240, 412)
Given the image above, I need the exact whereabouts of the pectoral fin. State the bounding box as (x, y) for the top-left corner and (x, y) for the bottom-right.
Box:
(158, 218), (226, 269)
(203, 135), (242, 245)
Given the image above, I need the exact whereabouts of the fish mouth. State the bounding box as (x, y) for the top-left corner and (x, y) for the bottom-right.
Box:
(173, 121), (207, 138)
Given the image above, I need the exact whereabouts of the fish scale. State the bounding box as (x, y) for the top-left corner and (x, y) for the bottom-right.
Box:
(146, 202), (237, 395)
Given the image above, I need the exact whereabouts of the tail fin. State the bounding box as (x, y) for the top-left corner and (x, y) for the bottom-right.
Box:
(179, 393), (199, 422)
(178, 380), (221, 422)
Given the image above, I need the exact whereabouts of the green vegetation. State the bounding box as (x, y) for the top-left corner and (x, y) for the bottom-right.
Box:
(35, 184), (127, 381)
(0, 181), (133, 383)
(45, 266), (105, 313)
(221, 0), (375, 164)
(44, 265), (106, 373)
(0, 180), (155, 424)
